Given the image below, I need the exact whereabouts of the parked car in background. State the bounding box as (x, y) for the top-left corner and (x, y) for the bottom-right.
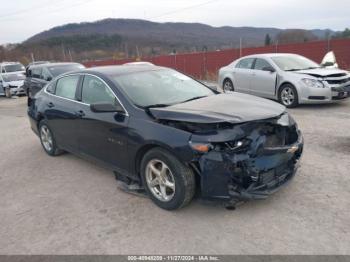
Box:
(24, 62), (85, 97)
(28, 65), (303, 210)
(218, 53), (350, 107)
(0, 62), (26, 98)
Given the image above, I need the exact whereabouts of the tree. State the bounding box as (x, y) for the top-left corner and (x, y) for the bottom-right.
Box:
(276, 29), (318, 44)
(264, 34), (272, 46)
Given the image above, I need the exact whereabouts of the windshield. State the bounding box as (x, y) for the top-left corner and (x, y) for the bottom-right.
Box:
(271, 55), (320, 71)
(113, 69), (214, 107)
(48, 64), (85, 77)
(3, 64), (25, 73)
(2, 73), (25, 82)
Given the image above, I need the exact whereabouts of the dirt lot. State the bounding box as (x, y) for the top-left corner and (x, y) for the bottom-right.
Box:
(0, 96), (349, 255)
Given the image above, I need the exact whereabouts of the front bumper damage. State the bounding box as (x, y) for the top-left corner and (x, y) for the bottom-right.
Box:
(191, 114), (303, 202)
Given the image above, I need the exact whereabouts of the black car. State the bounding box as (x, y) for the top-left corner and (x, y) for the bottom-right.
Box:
(24, 62), (85, 97)
(28, 65), (303, 210)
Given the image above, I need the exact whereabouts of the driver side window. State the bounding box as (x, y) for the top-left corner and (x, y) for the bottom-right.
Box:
(81, 75), (116, 105)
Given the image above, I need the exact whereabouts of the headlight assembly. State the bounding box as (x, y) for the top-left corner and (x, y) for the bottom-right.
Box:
(302, 78), (324, 88)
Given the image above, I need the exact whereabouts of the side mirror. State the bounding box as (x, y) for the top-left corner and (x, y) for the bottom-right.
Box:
(262, 66), (276, 72)
(90, 103), (125, 113)
(47, 76), (52, 81)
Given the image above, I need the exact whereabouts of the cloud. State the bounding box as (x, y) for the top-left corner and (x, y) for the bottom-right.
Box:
(0, 0), (349, 44)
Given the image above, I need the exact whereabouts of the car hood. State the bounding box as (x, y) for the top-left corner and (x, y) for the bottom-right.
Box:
(295, 68), (349, 77)
(6, 80), (24, 86)
(150, 93), (286, 124)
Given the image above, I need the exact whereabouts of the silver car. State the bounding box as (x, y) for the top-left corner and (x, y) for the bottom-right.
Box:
(218, 53), (350, 107)
(0, 62), (26, 98)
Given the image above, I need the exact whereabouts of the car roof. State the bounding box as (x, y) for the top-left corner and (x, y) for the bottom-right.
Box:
(240, 53), (302, 59)
(0, 62), (23, 66)
(82, 65), (168, 76)
(29, 62), (82, 69)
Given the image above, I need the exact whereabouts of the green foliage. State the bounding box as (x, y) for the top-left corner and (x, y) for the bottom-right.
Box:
(29, 34), (123, 51)
(264, 34), (272, 46)
(333, 28), (350, 39)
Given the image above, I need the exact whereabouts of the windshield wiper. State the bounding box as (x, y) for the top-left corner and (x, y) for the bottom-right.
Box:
(285, 68), (302, 72)
(180, 96), (208, 104)
(143, 103), (172, 109)
(302, 67), (321, 70)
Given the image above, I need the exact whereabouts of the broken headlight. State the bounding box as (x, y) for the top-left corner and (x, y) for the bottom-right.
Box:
(277, 112), (297, 128)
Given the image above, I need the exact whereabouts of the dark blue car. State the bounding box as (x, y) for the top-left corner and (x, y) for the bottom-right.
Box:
(28, 65), (303, 210)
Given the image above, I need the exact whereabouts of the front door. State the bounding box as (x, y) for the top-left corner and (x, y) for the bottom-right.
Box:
(75, 75), (129, 171)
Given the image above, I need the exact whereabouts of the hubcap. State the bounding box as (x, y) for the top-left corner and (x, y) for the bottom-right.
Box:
(40, 125), (53, 152)
(145, 159), (175, 202)
(281, 87), (295, 106)
(223, 81), (233, 92)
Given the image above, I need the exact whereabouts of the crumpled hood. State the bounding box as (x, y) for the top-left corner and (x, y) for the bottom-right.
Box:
(295, 68), (349, 77)
(7, 80), (24, 86)
(150, 93), (286, 124)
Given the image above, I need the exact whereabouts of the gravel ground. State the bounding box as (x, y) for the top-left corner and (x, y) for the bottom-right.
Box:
(0, 96), (349, 255)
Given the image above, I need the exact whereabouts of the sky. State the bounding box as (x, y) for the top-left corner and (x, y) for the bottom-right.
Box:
(0, 0), (349, 44)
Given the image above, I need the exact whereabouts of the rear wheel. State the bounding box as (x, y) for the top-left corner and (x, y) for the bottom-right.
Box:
(141, 148), (195, 210)
(279, 84), (299, 108)
(39, 120), (64, 156)
(223, 79), (234, 92)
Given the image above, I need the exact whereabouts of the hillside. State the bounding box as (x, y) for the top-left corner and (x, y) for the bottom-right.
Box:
(1, 19), (335, 64)
(27, 19), (334, 51)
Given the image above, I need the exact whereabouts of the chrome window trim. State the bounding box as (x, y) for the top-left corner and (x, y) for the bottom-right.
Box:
(44, 73), (129, 116)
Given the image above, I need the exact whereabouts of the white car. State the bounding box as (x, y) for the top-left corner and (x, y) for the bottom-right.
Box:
(0, 62), (26, 98)
(218, 53), (350, 107)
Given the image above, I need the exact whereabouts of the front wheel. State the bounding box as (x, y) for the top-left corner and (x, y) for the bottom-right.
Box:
(279, 84), (299, 108)
(140, 148), (195, 210)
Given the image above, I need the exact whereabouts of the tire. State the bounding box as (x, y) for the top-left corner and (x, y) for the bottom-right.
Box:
(278, 84), (299, 108)
(223, 79), (234, 92)
(140, 148), (195, 210)
(39, 120), (64, 156)
(5, 88), (12, 98)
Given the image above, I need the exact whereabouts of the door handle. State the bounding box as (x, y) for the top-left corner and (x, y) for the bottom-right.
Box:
(75, 110), (85, 118)
(47, 102), (54, 108)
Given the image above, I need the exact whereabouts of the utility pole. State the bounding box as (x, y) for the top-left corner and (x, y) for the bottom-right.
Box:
(68, 49), (73, 62)
(239, 37), (242, 57)
(30, 53), (35, 63)
(275, 40), (279, 53)
(61, 43), (66, 61)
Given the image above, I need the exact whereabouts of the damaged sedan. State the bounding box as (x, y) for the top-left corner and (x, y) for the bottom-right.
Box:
(219, 53), (350, 107)
(28, 66), (303, 210)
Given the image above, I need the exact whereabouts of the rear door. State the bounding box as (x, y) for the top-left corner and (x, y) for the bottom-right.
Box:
(44, 75), (82, 152)
(29, 67), (47, 96)
(75, 74), (129, 171)
(250, 58), (277, 98)
(233, 58), (255, 93)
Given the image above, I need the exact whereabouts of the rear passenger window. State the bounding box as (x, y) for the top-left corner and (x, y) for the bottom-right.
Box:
(81, 75), (116, 104)
(254, 59), (272, 70)
(236, 58), (255, 69)
(55, 75), (80, 100)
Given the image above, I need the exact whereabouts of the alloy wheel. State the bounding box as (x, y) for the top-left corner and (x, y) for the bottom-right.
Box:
(40, 125), (53, 152)
(223, 80), (234, 92)
(281, 87), (295, 106)
(145, 159), (176, 202)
